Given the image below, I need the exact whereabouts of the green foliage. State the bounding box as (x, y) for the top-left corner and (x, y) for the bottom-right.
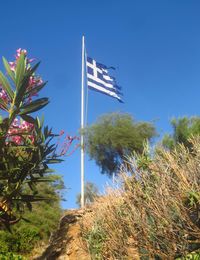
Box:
(84, 223), (106, 260)
(162, 116), (200, 150)
(176, 251), (200, 260)
(82, 138), (200, 259)
(76, 182), (99, 207)
(0, 227), (40, 253)
(84, 112), (156, 176)
(0, 50), (64, 227)
(0, 252), (27, 260)
(0, 176), (63, 255)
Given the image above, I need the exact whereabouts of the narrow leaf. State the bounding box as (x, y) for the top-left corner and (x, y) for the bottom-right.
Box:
(19, 97), (49, 115)
(44, 168), (55, 173)
(46, 158), (64, 164)
(20, 114), (35, 124)
(14, 57), (37, 106)
(15, 53), (25, 89)
(0, 71), (14, 100)
(25, 81), (47, 98)
(36, 116), (41, 129)
(40, 114), (45, 128)
(0, 98), (8, 111)
(21, 217), (31, 223)
(25, 178), (53, 183)
(2, 57), (15, 82)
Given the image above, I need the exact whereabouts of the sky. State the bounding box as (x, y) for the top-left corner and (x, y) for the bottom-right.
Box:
(1, 0), (200, 209)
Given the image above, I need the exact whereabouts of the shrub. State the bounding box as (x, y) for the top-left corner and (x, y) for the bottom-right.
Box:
(82, 138), (200, 259)
(0, 252), (27, 260)
(0, 49), (78, 228)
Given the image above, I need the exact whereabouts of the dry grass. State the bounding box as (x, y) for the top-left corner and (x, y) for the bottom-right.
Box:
(81, 138), (200, 259)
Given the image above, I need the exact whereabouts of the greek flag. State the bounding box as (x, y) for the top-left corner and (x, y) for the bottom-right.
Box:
(86, 57), (123, 102)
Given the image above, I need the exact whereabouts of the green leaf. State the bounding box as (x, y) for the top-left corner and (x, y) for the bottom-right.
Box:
(44, 144), (56, 156)
(35, 115), (45, 132)
(0, 98), (8, 111)
(45, 159), (64, 164)
(40, 114), (45, 128)
(19, 97), (49, 115)
(36, 116), (41, 129)
(15, 195), (48, 202)
(15, 53), (25, 89)
(27, 61), (41, 76)
(25, 81), (47, 98)
(0, 71), (14, 100)
(15, 59), (38, 107)
(25, 178), (54, 183)
(15, 62), (42, 106)
(44, 168), (55, 173)
(21, 217), (31, 223)
(20, 114), (35, 124)
(44, 126), (49, 138)
(2, 57), (15, 82)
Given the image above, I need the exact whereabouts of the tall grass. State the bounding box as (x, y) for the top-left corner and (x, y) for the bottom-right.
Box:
(82, 138), (200, 259)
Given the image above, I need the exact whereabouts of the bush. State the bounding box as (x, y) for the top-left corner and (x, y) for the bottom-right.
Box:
(0, 252), (27, 260)
(82, 138), (200, 259)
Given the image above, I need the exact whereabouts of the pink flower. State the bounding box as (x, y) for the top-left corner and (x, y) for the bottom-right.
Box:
(9, 62), (15, 72)
(1, 49), (44, 107)
(16, 48), (27, 59)
(59, 130), (65, 136)
(56, 133), (80, 157)
(7, 119), (35, 145)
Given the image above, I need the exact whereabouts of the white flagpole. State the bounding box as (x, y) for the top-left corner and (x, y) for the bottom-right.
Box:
(81, 35), (85, 208)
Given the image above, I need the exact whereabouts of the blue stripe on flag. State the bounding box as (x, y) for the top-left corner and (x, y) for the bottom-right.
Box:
(88, 85), (123, 103)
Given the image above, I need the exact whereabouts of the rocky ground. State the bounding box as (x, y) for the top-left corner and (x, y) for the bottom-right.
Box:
(34, 209), (91, 260)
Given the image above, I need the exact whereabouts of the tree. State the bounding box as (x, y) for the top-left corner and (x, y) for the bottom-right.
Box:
(162, 116), (200, 150)
(83, 113), (156, 176)
(76, 182), (99, 207)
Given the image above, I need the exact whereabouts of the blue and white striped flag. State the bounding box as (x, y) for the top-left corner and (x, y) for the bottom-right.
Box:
(86, 57), (123, 102)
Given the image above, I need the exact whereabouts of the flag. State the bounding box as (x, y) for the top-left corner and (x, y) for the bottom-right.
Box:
(86, 57), (123, 102)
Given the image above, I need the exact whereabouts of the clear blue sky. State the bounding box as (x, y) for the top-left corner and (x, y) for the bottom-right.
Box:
(1, 0), (200, 208)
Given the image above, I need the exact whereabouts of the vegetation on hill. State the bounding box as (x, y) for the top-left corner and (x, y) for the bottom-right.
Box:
(162, 116), (200, 150)
(82, 137), (200, 259)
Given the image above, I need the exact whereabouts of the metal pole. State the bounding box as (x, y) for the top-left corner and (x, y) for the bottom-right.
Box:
(81, 35), (85, 208)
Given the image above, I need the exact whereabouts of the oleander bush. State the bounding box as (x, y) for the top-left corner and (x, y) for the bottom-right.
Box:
(0, 49), (78, 228)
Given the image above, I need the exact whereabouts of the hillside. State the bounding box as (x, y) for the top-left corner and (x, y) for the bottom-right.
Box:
(34, 138), (200, 260)
(34, 210), (90, 260)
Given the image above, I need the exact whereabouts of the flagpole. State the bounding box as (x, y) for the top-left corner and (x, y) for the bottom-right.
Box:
(81, 35), (85, 208)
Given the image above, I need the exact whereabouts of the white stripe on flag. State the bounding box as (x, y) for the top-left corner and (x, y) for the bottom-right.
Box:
(87, 73), (115, 89)
(103, 74), (114, 82)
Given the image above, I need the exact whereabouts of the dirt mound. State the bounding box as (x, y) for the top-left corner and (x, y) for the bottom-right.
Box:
(34, 209), (91, 260)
